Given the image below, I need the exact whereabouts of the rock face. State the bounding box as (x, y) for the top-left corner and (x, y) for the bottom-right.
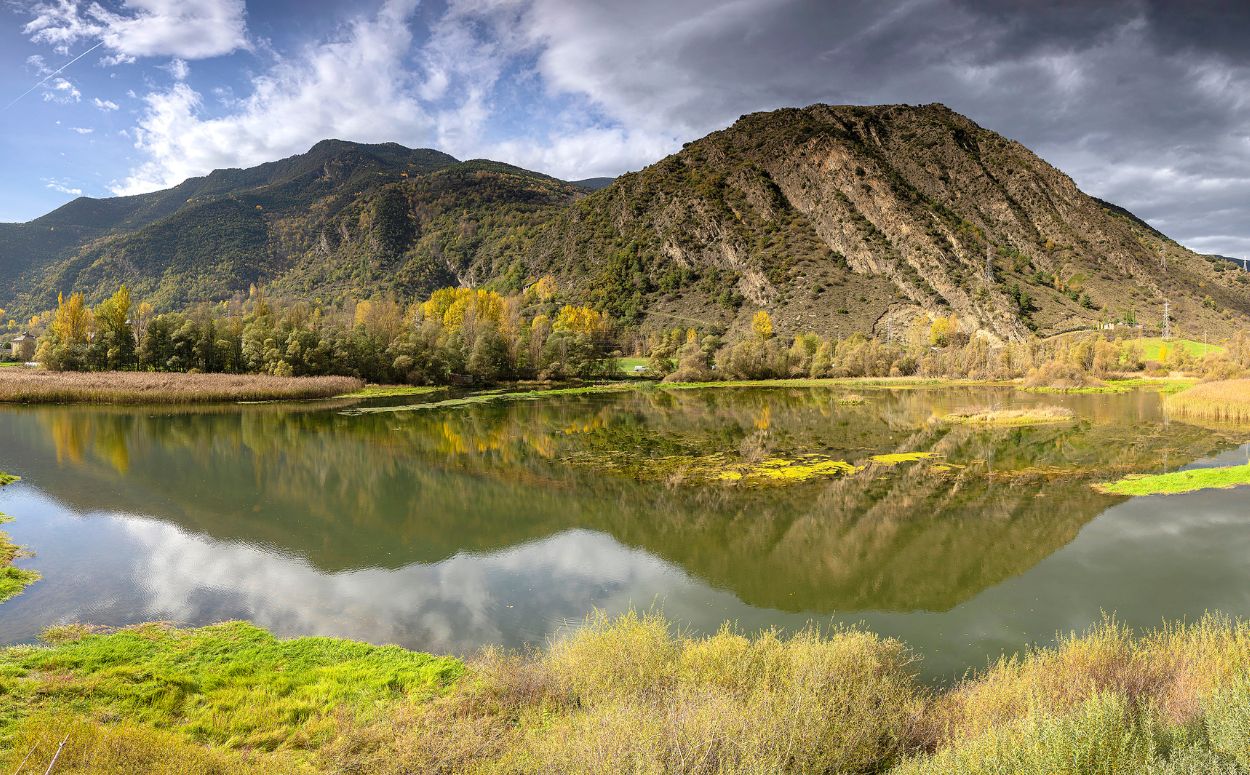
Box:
(529, 103), (1250, 341)
(3, 103), (1249, 340)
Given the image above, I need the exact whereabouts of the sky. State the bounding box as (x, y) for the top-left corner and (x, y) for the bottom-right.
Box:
(1, 0), (1248, 257)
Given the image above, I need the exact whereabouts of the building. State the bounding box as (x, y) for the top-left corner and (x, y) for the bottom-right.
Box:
(9, 332), (35, 362)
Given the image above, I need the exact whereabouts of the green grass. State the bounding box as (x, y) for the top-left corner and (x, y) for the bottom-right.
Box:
(336, 385), (447, 399)
(1134, 337), (1224, 362)
(617, 356), (649, 374)
(1019, 384), (1131, 394)
(0, 471), (17, 487)
(1106, 376), (1199, 395)
(1094, 464), (1250, 496)
(0, 622), (462, 755)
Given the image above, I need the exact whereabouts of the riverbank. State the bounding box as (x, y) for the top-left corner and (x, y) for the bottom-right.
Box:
(4, 612), (1250, 773)
(0, 370), (362, 404)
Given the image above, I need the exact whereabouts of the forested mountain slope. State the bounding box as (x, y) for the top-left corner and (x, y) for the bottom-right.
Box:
(3, 104), (1247, 341)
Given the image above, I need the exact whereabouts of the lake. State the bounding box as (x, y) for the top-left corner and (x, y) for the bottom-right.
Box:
(1, 384), (1247, 682)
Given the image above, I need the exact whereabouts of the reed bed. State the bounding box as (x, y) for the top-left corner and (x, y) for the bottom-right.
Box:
(0, 369), (362, 404)
(1165, 379), (1250, 428)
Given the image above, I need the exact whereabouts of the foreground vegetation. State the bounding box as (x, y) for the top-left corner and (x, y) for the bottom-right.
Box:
(0, 370), (361, 404)
(7, 613), (1250, 773)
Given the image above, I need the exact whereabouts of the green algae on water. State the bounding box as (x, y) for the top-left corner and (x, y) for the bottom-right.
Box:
(869, 452), (935, 466)
(1093, 464), (1250, 496)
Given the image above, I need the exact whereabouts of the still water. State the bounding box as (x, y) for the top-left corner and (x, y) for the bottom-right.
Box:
(0, 385), (1247, 682)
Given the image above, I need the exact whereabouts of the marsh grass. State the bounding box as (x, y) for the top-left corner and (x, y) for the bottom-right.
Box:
(1094, 464), (1250, 496)
(0, 370), (362, 404)
(939, 407), (1077, 427)
(12, 614), (1250, 773)
(0, 474), (38, 603)
(1166, 379), (1250, 428)
(337, 384), (447, 399)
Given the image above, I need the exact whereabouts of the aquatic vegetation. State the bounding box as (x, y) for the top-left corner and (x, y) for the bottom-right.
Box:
(939, 407), (1076, 427)
(869, 452), (936, 466)
(0, 474), (37, 603)
(1019, 384), (1129, 395)
(0, 514), (39, 603)
(661, 377), (1001, 391)
(1106, 376), (1198, 395)
(341, 383), (635, 414)
(0, 370), (362, 404)
(337, 385), (446, 399)
(13, 614), (1250, 773)
(1165, 379), (1250, 428)
(1093, 464), (1250, 496)
(736, 456), (861, 483)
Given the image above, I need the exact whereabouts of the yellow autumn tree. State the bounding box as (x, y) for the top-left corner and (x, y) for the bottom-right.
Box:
(752, 310), (774, 341)
(37, 292), (92, 370)
(553, 305), (607, 337)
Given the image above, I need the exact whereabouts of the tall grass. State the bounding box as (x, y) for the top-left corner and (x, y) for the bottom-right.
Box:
(0, 369), (362, 404)
(1166, 379), (1250, 428)
(11, 613), (1250, 773)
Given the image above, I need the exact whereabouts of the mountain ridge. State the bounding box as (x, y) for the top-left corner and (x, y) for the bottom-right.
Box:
(3, 103), (1248, 342)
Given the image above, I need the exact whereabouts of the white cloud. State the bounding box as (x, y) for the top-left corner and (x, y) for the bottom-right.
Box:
(162, 57), (189, 80)
(42, 76), (81, 103)
(44, 178), (83, 195)
(92, 97), (120, 111)
(113, 0), (434, 194)
(24, 0), (248, 60)
(70, 126), (93, 134)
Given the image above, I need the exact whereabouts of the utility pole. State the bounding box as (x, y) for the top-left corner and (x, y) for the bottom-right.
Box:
(1159, 245), (1168, 271)
(1162, 299), (1171, 341)
(985, 243), (994, 284)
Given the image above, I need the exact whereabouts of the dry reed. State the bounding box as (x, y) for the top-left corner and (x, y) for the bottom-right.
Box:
(0, 368), (362, 404)
(1165, 379), (1250, 428)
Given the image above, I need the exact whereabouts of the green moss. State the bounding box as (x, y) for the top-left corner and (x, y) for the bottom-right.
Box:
(1093, 464), (1250, 496)
(0, 472), (17, 487)
(0, 621), (463, 752)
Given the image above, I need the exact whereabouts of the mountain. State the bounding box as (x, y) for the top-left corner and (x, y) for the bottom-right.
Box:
(569, 177), (616, 191)
(521, 103), (1250, 341)
(3, 104), (1250, 342)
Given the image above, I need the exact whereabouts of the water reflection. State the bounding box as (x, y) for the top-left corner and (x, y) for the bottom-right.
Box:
(0, 387), (1244, 679)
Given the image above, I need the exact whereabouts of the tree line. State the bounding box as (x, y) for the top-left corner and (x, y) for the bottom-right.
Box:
(35, 279), (618, 384)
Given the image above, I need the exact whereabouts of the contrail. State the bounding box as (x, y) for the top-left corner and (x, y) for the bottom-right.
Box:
(4, 41), (104, 111)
